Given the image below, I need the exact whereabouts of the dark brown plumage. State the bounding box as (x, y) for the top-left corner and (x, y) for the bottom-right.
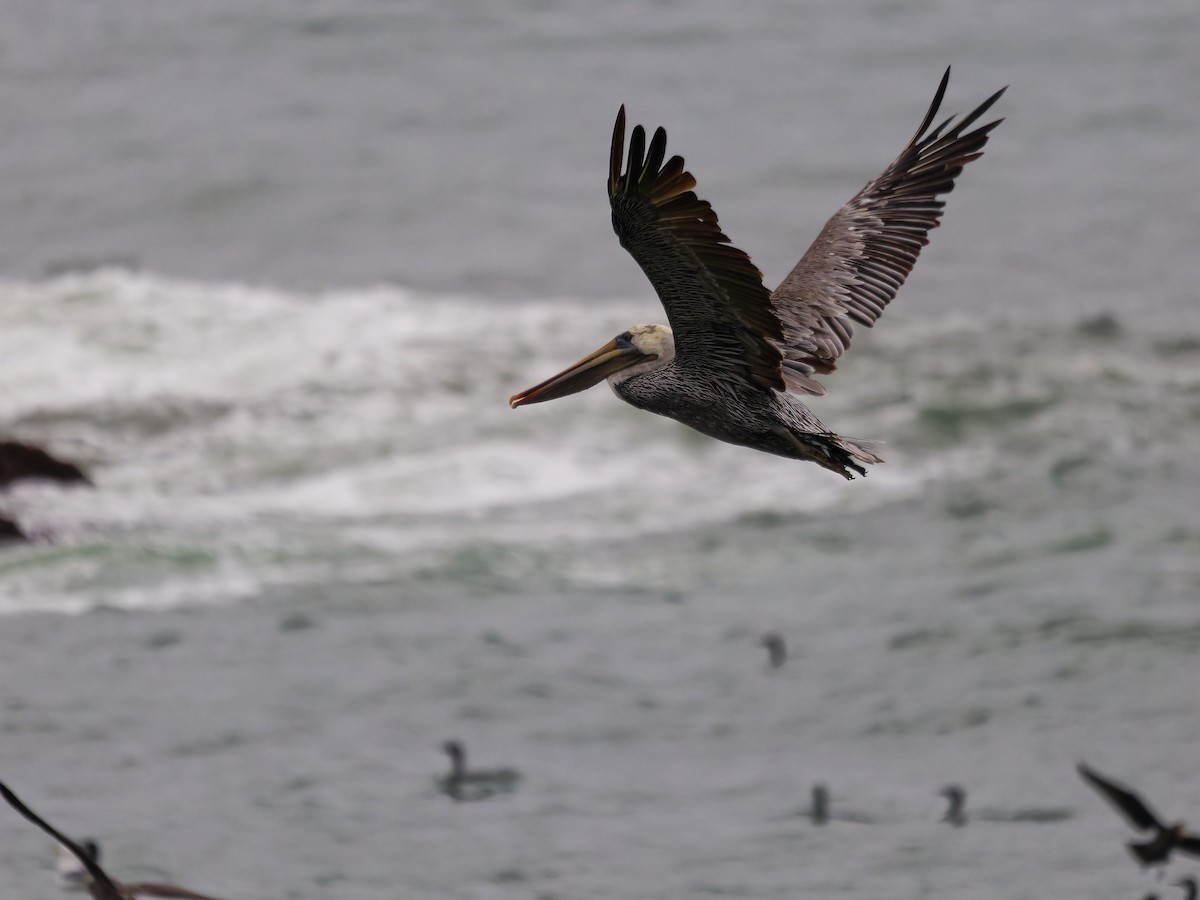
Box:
(511, 68), (1005, 478)
(1077, 761), (1200, 867)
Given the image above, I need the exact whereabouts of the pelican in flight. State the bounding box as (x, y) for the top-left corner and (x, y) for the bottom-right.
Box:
(510, 69), (1005, 478)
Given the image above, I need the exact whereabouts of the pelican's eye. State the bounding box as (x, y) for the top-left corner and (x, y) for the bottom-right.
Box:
(616, 332), (634, 348)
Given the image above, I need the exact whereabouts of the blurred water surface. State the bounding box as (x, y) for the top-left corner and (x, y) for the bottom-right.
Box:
(1, 2), (1199, 898)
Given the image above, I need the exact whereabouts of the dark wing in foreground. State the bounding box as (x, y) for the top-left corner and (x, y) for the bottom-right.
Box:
(1179, 836), (1200, 858)
(609, 107), (786, 391)
(0, 781), (126, 900)
(1077, 762), (1164, 832)
(770, 67), (1006, 395)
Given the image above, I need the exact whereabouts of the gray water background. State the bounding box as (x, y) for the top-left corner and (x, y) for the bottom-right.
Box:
(2, 2), (1199, 898)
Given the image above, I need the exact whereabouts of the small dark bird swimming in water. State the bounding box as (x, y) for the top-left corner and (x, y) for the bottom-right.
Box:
(760, 632), (787, 669)
(1077, 761), (1200, 868)
(0, 781), (225, 899)
(810, 784), (829, 825)
(510, 69), (1005, 478)
(438, 740), (521, 802)
(941, 785), (967, 827)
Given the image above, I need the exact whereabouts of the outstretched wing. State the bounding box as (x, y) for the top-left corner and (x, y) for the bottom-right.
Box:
(0, 781), (127, 900)
(769, 68), (1006, 395)
(609, 107), (786, 391)
(1077, 762), (1165, 832)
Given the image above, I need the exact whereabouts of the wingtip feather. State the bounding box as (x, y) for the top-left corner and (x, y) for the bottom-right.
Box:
(609, 105), (627, 196)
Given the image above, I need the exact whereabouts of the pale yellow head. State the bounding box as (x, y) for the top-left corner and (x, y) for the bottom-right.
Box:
(509, 324), (674, 407)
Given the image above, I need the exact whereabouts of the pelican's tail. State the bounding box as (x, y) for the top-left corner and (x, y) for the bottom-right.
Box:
(829, 435), (885, 480)
(767, 427), (884, 480)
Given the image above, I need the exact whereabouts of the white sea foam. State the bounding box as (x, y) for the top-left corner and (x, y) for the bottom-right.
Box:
(2, 271), (1199, 613)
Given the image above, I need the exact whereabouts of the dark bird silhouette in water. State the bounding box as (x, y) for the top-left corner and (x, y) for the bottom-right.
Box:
(509, 69), (1005, 479)
(437, 740), (520, 802)
(810, 783), (829, 825)
(1077, 762), (1200, 867)
(941, 784), (968, 827)
(760, 632), (787, 669)
(0, 781), (224, 900)
(792, 783), (874, 825)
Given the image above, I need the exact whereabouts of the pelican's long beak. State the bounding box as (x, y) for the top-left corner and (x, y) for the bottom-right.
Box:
(509, 338), (652, 408)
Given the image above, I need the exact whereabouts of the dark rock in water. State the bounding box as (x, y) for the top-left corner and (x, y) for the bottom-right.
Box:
(0, 512), (26, 542)
(0, 441), (90, 488)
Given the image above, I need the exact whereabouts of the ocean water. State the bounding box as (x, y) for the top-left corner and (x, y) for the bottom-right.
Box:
(2, 2), (1200, 899)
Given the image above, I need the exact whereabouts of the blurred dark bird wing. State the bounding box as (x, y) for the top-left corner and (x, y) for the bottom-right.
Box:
(1077, 762), (1165, 832)
(0, 781), (126, 900)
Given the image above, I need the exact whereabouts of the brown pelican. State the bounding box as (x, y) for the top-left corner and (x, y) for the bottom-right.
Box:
(437, 740), (521, 802)
(1077, 762), (1200, 867)
(940, 784), (968, 827)
(509, 69), (1005, 478)
(0, 781), (225, 900)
